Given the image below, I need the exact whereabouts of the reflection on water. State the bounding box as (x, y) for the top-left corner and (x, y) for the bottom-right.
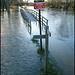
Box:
(57, 15), (74, 38)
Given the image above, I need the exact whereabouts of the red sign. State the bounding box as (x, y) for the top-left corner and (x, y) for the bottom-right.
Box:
(34, 3), (45, 9)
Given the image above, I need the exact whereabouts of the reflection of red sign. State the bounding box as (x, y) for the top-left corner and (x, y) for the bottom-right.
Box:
(34, 3), (45, 9)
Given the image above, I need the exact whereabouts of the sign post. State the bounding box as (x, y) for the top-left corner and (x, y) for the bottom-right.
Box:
(39, 9), (42, 50)
(45, 26), (49, 75)
(33, 26), (51, 75)
(34, 1), (50, 75)
(34, 0), (45, 51)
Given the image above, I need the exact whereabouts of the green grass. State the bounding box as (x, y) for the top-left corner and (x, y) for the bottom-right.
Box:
(39, 59), (63, 75)
(37, 47), (45, 58)
(31, 38), (63, 75)
(39, 57), (63, 75)
(31, 38), (39, 47)
(37, 47), (45, 54)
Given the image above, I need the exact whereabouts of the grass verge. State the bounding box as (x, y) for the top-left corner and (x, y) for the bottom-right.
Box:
(31, 38), (39, 47)
(31, 38), (63, 75)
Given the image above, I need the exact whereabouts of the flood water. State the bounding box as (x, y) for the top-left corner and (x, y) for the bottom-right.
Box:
(1, 9), (44, 75)
(1, 6), (74, 75)
(42, 8), (74, 75)
(27, 6), (74, 75)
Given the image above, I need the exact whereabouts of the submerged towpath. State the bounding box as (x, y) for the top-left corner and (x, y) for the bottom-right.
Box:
(1, 10), (43, 75)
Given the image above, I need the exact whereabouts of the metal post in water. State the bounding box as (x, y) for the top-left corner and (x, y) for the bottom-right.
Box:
(45, 26), (49, 75)
(39, 9), (42, 51)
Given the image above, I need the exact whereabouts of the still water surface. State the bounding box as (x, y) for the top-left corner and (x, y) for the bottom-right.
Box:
(1, 10), (44, 75)
(27, 6), (74, 75)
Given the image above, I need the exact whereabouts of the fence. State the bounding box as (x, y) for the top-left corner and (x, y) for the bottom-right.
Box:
(26, 9), (51, 74)
(21, 8), (51, 74)
(20, 8), (31, 34)
(26, 9), (48, 27)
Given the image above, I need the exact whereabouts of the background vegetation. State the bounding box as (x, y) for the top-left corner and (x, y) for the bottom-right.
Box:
(45, 0), (74, 11)
(1, 0), (74, 11)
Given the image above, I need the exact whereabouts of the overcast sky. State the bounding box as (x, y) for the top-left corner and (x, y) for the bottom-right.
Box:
(23, 0), (47, 3)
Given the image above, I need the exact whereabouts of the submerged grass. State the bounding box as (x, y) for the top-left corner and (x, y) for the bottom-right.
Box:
(31, 38), (39, 47)
(37, 47), (63, 75)
(39, 60), (63, 75)
(37, 47), (45, 58)
(37, 47), (45, 54)
(31, 38), (63, 75)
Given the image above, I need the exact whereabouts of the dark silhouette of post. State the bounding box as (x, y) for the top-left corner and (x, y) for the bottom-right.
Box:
(39, 9), (42, 51)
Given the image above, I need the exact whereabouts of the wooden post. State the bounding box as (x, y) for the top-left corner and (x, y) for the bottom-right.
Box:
(45, 26), (49, 75)
(39, 9), (42, 51)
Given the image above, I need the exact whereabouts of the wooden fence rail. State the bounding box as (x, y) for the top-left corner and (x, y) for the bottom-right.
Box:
(20, 8), (31, 34)
(26, 9), (48, 28)
(21, 8), (51, 74)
